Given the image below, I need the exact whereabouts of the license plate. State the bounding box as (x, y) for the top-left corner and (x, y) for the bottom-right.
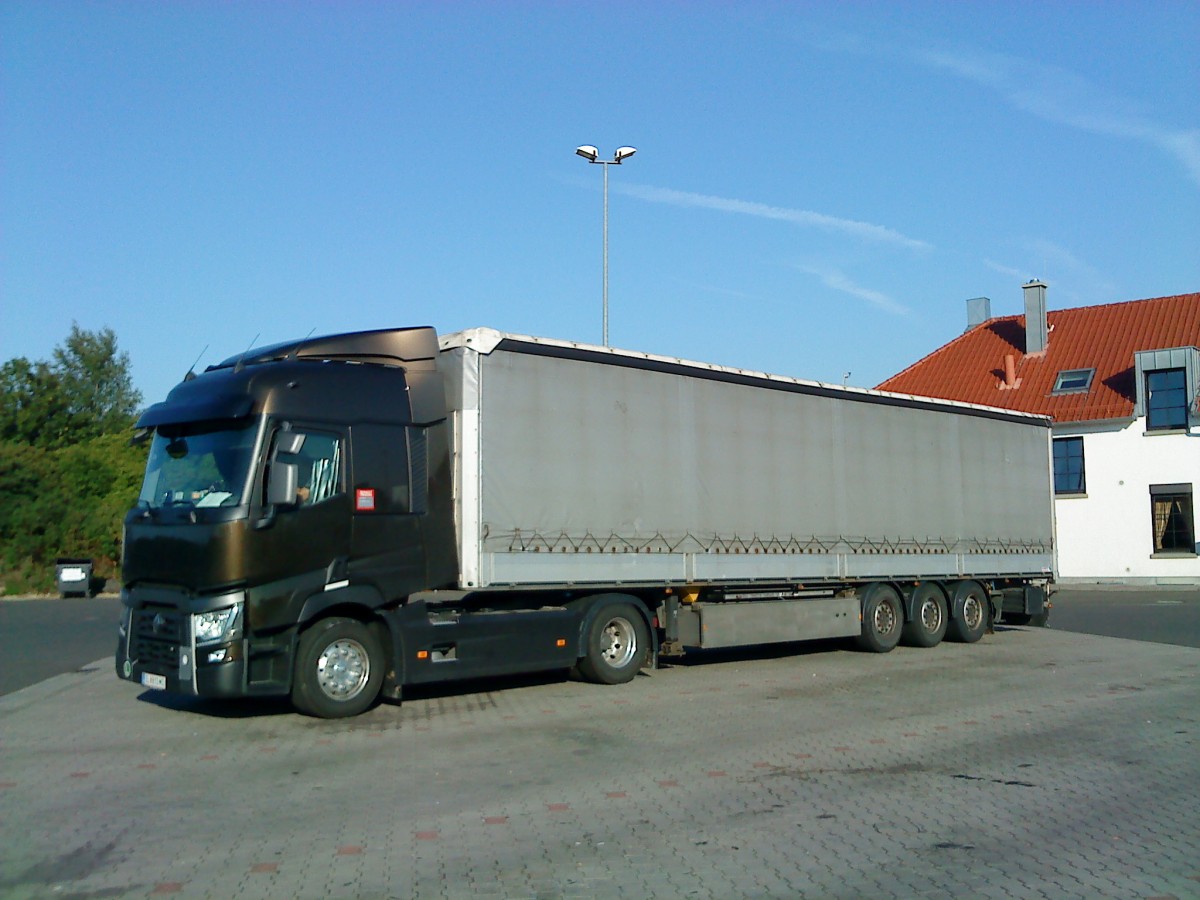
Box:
(141, 672), (167, 690)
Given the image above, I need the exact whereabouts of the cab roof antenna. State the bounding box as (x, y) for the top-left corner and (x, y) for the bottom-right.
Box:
(286, 328), (318, 360)
(233, 334), (261, 373)
(183, 344), (210, 382)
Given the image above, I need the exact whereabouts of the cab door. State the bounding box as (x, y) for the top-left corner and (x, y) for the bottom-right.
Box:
(349, 422), (429, 598)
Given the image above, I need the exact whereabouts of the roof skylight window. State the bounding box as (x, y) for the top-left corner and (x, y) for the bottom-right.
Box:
(1052, 368), (1095, 394)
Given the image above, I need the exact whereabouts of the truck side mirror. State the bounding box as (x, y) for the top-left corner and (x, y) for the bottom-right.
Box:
(267, 462), (299, 506)
(275, 432), (305, 455)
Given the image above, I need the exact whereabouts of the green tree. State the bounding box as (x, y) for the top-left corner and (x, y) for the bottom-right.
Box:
(1, 323), (142, 448)
(0, 357), (72, 448)
(53, 323), (142, 438)
(0, 325), (146, 594)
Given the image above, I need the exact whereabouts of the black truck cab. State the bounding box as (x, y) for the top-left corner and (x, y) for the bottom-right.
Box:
(116, 327), (459, 715)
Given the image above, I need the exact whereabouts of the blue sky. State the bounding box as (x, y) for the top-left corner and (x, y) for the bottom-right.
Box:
(3, 2), (1198, 406)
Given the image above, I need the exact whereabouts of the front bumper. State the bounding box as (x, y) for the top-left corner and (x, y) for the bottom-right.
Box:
(115, 587), (251, 699)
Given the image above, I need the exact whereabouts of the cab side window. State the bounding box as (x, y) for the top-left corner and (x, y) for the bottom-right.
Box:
(278, 431), (343, 507)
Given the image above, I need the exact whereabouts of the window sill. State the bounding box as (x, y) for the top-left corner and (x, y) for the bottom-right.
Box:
(1150, 552), (1198, 559)
(1144, 428), (1190, 436)
(1054, 492), (1088, 499)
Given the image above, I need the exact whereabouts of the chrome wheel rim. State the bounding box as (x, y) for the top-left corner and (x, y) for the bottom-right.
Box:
(601, 617), (637, 668)
(874, 598), (899, 636)
(920, 597), (943, 633)
(316, 638), (370, 701)
(962, 594), (984, 630)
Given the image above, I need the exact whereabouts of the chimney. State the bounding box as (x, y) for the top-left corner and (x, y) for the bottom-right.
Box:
(999, 353), (1021, 390)
(965, 297), (991, 331)
(1023, 280), (1048, 355)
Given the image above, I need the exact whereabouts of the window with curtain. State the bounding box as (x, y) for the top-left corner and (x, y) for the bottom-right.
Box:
(1150, 484), (1195, 555)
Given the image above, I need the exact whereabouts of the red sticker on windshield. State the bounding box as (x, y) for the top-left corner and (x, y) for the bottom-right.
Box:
(355, 488), (376, 512)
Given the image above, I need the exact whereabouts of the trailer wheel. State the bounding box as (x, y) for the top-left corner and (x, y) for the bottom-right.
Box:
(947, 582), (988, 643)
(902, 582), (948, 648)
(856, 584), (903, 653)
(292, 617), (384, 718)
(576, 602), (649, 685)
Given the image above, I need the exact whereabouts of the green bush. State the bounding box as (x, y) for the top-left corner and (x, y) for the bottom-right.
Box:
(0, 326), (145, 595)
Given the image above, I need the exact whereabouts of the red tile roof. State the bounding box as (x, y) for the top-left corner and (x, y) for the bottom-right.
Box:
(877, 293), (1200, 422)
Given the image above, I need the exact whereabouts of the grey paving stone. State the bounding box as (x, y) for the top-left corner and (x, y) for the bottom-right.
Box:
(1, 628), (1198, 898)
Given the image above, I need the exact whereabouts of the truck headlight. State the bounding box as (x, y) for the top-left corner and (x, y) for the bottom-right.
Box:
(194, 606), (239, 645)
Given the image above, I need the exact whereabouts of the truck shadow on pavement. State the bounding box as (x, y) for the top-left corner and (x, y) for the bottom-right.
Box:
(133, 669), (580, 719)
(660, 638), (846, 668)
(130, 637), (937, 720)
(135, 690), (295, 718)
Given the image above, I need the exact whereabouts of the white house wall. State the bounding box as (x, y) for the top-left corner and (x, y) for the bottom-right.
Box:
(1054, 417), (1199, 584)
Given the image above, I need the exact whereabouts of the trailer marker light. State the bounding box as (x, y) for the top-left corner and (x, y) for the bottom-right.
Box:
(417, 650), (429, 660)
(556, 639), (566, 647)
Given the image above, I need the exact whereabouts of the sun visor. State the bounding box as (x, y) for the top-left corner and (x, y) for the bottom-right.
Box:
(136, 393), (255, 428)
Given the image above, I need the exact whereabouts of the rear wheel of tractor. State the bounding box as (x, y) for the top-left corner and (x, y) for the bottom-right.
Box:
(575, 601), (650, 685)
(856, 584), (903, 653)
(292, 617), (384, 718)
(902, 582), (948, 648)
(947, 581), (989, 643)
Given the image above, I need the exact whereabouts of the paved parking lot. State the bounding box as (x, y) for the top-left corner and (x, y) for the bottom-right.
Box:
(2, 626), (1198, 899)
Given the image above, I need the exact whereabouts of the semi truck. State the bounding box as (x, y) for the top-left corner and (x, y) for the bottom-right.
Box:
(116, 326), (1054, 717)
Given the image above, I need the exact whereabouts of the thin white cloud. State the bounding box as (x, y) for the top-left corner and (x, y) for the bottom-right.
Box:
(793, 264), (911, 316)
(984, 258), (1028, 281)
(1023, 238), (1118, 297)
(670, 279), (760, 301)
(916, 48), (1200, 188)
(615, 183), (932, 252)
(986, 241), (1117, 305)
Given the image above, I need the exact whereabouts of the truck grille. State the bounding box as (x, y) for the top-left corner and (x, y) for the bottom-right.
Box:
(134, 605), (183, 669)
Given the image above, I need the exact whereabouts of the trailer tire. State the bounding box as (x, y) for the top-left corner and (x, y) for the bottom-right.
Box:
(947, 581), (988, 643)
(292, 617), (384, 718)
(576, 601), (650, 685)
(902, 582), (948, 648)
(856, 584), (903, 653)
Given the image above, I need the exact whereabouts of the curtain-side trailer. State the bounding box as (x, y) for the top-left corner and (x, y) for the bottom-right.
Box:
(117, 326), (1055, 717)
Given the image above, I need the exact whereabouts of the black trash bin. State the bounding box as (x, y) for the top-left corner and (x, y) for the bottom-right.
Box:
(55, 558), (94, 598)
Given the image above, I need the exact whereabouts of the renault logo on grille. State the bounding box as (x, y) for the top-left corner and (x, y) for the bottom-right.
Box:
(152, 613), (167, 635)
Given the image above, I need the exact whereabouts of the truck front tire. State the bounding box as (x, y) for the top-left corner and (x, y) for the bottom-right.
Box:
(292, 617), (384, 718)
(575, 601), (650, 685)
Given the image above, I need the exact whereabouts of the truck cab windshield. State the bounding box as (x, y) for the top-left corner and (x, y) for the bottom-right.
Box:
(138, 420), (259, 511)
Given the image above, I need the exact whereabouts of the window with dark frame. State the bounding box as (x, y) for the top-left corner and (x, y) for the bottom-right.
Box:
(1145, 368), (1188, 431)
(1052, 436), (1086, 495)
(1051, 368), (1095, 394)
(276, 430), (343, 507)
(1150, 484), (1195, 555)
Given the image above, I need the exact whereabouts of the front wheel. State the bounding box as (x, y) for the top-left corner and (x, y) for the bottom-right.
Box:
(575, 602), (650, 685)
(292, 617), (384, 718)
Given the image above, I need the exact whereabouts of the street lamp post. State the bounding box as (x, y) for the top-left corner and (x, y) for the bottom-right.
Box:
(575, 144), (637, 347)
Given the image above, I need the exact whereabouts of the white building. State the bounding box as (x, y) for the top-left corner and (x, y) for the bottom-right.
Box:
(879, 285), (1199, 584)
